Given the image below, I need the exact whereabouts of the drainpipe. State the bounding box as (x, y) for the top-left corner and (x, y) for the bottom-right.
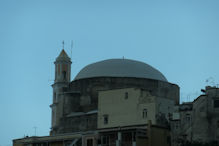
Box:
(116, 127), (122, 146)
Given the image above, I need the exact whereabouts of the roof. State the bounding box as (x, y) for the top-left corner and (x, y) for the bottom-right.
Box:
(67, 110), (98, 117)
(56, 49), (71, 61)
(74, 59), (167, 82)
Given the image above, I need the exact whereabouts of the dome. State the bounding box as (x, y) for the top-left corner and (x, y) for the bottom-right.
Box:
(74, 59), (167, 82)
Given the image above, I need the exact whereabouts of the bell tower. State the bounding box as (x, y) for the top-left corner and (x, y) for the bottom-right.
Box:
(54, 49), (71, 83)
(50, 49), (71, 135)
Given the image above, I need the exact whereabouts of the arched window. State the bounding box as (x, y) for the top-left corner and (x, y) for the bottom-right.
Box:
(103, 115), (108, 125)
(143, 109), (147, 118)
(62, 71), (66, 80)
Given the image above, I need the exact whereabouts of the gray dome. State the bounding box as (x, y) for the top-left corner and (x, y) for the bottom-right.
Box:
(74, 59), (167, 82)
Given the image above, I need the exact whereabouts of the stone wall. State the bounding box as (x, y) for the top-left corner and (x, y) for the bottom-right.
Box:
(51, 77), (179, 134)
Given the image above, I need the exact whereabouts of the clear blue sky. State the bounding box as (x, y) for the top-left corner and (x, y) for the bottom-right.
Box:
(0, 0), (219, 145)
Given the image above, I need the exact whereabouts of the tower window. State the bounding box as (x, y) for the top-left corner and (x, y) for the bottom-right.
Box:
(103, 115), (108, 125)
(62, 71), (66, 80)
(143, 109), (147, 118)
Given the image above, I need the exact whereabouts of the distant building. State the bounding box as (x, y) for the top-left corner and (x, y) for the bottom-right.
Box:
(13, 49), (180, 146)
(171, 86), (219, 146)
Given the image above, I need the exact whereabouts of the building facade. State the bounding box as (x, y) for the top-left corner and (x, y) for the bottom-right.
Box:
(50, 50), (179, 136)
(98, 87), (174, 128)
(14, 49), (180, 146)
(171, 86), (219, 146)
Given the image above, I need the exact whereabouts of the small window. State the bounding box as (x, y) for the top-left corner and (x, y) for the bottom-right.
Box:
(103, 115), (108, 125)
(186, 114), (191, 121)
(214, 100), (219, 108)
(125, 92), (128, 99)
(143, 109), (147, 118)
(217, 120), (219, 128)
(62, 71), (66, 80)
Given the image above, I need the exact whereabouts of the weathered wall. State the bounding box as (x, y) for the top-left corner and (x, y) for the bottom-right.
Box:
(171, 86), (219, 146)
(98, 88), (175, 129)
(51, 77), (179, 134)
(98, 88), (156, 129)
(58, 114), (97, 133)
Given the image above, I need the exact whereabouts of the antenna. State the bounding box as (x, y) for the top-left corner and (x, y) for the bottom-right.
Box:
(33, 126), (37, 136)
(62, 40), (65, 50)
(71, 40), (73, 60)
(206, 77), (215, 86)
(187, 94), (190, 102)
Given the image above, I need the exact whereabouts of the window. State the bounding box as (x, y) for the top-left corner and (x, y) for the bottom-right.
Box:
(87, 139), (93, 146)
(143, 109), (147, 118)
(186, 114), (191, 122)
(217, 120), (219, 128)
(125, 92), (128, 99)
(214, 100), (219, 108)
(62, 71), (66, 80)
(103, 115), (108, 125)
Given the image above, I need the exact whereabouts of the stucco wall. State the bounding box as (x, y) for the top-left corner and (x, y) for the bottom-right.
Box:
(98, 88), (156, 128)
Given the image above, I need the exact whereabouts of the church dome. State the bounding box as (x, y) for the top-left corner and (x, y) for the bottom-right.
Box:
(74, 59), (167, 82)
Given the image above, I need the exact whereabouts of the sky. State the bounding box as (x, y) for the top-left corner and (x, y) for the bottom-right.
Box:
(0, 0), (219, 145)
